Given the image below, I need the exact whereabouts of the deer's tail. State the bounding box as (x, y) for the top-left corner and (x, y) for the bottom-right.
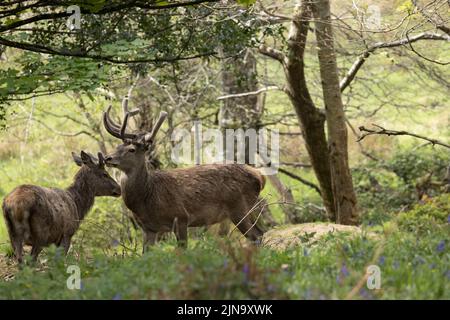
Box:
(2, 188), (34, 244)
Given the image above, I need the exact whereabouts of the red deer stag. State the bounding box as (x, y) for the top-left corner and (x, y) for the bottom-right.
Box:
(102, 106), (265, 249)
(2, 151), (121, 263)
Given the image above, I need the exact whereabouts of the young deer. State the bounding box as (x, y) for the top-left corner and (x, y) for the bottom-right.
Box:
(103, 106), (265, 250)
(2, 151), (121, 263)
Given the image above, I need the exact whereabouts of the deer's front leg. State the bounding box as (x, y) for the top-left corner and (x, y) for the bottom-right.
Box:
(60, 235), (71, 255)
(175, 221), (188, 248)
(143, 230), (157, 254)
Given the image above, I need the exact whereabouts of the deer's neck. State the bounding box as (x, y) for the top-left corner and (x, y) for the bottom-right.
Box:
(66, 167), (96, 221)
(120, 162), (154, 213)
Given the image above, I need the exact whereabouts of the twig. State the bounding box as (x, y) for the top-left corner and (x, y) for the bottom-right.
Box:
(340, 32), (450, 91)
(258, 44), (286, 64)
(278, 167), (322, 196)
(216, 86), (281, 100)
(358, 124), (450, 149)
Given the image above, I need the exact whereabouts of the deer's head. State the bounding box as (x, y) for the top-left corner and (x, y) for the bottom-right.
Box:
(71, 150), (121, 197)
(102, 105), (167, 173)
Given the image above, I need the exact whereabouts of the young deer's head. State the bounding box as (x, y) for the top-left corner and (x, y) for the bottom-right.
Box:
(102, 106), (167, 172)
(71, 151), (121, 197)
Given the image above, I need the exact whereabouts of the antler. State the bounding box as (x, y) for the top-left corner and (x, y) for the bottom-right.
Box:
(103, 105), (137, 140)
(122, 74), (140, 119)
(144, 111), (168, 143)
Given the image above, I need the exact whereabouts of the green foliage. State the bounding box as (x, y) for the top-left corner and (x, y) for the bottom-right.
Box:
(397, 194), (450, 234)
(1, 220), (448, 299)
(354, 147), (450, 226)
(388, 149), (449, 184)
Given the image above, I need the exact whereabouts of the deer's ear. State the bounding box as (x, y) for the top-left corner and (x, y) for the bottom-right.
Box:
(72, 152), (83, 167)
(80, 150), (96, 168)
(97, 152), (105, 168)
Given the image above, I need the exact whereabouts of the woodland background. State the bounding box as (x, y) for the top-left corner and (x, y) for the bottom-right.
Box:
(0, 0), (448, 299)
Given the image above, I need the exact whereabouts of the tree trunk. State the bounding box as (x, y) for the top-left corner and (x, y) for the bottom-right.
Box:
(218, 48), (278, 226)
(283, 3), (336, 219)
(309, 0), (359, 225)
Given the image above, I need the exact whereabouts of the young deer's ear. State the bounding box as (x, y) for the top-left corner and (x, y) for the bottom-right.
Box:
(72, 152), (83, 167)
(80, 150), (96, 168)
(97, 152), (105, 168)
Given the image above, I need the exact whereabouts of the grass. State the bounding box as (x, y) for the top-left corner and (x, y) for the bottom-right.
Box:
(0, 205), (448, 299)
(0, 26), (448, 298)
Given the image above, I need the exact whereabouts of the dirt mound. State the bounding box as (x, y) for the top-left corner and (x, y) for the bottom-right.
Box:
(262, 222), (369, 250)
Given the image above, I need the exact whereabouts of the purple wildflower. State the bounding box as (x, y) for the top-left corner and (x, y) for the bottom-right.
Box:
(303, 248), (309, 256)
(113, 293), (122, 300)
(359, 288), (372, 300)
(242, 264), (250, 283)
(341, 264), (350, 277)
(111, 239), (120, 247)
(436, 240), (445, 253)
(445, 270), (450, 280)
(378, 256), (385, 266)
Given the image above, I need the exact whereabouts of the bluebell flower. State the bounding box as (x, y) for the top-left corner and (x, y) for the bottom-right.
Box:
(447, 215), (450, 224)
(243, 264), (250, 275)
(242, 264), (250, 283)
(359, 288), (371, 300)
(113, 293), (122, 300)
(111, 239), (120, 247)
(436, 240), (445, 253)
(303, 248), (309, 256)
(378, 256), (385, 266)
(341, 264), (350, 277)
(223, 258), (228, 268)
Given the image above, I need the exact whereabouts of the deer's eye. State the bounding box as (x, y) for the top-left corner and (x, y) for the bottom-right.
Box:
(128, 148), (136, 153)
(103, 173), (109, 178)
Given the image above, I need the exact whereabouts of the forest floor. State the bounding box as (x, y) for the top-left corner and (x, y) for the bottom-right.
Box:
(0, 254), (16, 282)
(0, 195), (448, 299)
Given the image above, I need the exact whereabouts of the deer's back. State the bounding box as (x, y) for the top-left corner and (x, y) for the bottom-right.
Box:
(166, 164), (264, 226)
(2, 184), (78, 245)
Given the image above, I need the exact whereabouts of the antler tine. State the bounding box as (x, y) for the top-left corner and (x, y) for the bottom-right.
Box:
(122, 94), (140, 117)
(103, 105), (137, 141)
(122, 74), (141, 118)
(103, 105), (123, 139)
(144, 111), (168, 143)
(120, 112), (130, 140)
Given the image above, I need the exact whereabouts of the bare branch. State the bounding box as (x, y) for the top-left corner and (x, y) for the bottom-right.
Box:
(358, 124), (450, 149)
(340, 32), (450, 91)
(216, 86), (282, 100)
(278, 168), (322, 195)
(258, 44), (286, 63)
(33, 118), (95, 139)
